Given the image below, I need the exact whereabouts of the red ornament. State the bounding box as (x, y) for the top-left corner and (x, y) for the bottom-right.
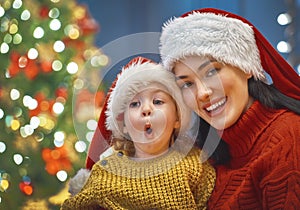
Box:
(77, 13), (99, 35)
(40, 61), (53, 73)
(39, 6), (49, 18)
(42, 146), (72, 175)
(19, 182), (33, 196)
(55, 87), (68, 99)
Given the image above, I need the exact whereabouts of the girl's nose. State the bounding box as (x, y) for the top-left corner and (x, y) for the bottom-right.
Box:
(196, 81), (212, 101)
(142, 104), (152, 117)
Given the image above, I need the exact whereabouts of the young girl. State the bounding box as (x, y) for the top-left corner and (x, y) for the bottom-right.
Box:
(159, 8), (300, 209)
(61, 57), (215, 209)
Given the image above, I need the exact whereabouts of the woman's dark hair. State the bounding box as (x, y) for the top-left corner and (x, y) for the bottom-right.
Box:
(248, 78), (300, 114)
(195, 118), (230, 165)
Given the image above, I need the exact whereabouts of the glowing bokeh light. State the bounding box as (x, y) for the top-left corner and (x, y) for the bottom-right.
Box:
(21, 10), (31, 21)
(0, 142), (6, 153)
(13, 153), (23, 165)
(10, 89), (20, 100)
(28, 48), (38, 59)
(52, 102), (64, 114)
(56, 170), (67, 182)
(53, 40), (65, 52)
(75, 140), (87, 153)
(49, 19), (61, 31)
(66, 62), (78, 74)
(33, 27), (44, 39)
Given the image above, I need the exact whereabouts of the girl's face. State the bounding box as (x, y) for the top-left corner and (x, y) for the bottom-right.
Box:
(124, 83), (180, 158)
(173, 55), (253, 130)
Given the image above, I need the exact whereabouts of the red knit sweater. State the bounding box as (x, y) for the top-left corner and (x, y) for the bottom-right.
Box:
(208, 101), (300, 210)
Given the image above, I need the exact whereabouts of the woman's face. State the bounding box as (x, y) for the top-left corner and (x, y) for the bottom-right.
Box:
(173, 55), (253, 130)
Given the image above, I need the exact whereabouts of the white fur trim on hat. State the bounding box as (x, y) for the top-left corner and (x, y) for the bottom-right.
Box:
(160, 11), (266, 80)
(105, 59), (191, 139)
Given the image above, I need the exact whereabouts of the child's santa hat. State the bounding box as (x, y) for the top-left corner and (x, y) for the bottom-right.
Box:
(160, 8), (300, 100)
(105, 57), (191, 141)
(86, 56), (191, 169)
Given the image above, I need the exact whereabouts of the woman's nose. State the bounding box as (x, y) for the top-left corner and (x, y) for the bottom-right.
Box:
(196, 81), (212, 101)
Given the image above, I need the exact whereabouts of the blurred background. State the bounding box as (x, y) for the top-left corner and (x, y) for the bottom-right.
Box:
(0, 0), (299, 209)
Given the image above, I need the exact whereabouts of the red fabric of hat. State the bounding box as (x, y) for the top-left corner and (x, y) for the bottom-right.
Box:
(86, 56), (153, 169)
(181, 8), (300, 100)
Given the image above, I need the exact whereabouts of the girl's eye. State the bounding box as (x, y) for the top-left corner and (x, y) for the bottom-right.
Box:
(129, 101), (140, 108)
(153, 99), (164, 105)
(182, 81), (192, 89)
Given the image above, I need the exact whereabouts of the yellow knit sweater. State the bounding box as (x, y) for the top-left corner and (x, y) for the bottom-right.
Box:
(61, 148), (215, 210)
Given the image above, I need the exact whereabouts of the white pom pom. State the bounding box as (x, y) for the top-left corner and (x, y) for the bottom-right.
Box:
(68, 168), (91, 196)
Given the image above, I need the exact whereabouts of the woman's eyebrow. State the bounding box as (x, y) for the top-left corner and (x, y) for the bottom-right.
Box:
(198, 59), (217, 71)
(175, 59), (217, 80)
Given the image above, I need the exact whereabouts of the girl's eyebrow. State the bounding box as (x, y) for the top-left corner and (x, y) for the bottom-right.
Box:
(175, 59), (217, 80)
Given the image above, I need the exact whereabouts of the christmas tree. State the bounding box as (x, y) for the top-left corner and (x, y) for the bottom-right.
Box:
(0, 0), (107, 209)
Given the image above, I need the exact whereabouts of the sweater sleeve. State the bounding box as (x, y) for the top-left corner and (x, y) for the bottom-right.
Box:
(192, 160), (216, 209)
(61, 164), (104, 210)
(260, 118), (300, 209)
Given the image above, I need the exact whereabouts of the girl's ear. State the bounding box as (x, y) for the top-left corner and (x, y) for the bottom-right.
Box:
(174, 120), (180, 129)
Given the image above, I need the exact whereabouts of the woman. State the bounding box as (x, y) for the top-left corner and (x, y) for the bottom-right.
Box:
(159, 8), (300, 209)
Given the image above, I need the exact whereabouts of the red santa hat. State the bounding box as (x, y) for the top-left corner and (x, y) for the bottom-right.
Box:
(86, 56), (191, 169)
(160, 8), (300, 100)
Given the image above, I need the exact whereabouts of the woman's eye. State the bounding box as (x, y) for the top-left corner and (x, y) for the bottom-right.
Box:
(206, 67), (220, 77)
(129, 101), (140, 108)
(153, 99), (164, 105)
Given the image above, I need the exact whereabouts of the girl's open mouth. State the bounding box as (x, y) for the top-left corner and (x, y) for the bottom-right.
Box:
(144, 122), (152, 134)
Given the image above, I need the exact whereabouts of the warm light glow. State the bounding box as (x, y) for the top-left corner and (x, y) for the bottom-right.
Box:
(11, 119), (20, 130)
(9, 24), (18, 34)
(0, 180), (9, 191)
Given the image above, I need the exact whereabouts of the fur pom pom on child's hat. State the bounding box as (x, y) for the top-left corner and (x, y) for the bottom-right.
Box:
(160, 8), (300, 100)
(105, 57), (191, 140)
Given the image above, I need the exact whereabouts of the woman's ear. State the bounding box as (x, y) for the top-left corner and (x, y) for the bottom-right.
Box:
(123, 125), (128, 134)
